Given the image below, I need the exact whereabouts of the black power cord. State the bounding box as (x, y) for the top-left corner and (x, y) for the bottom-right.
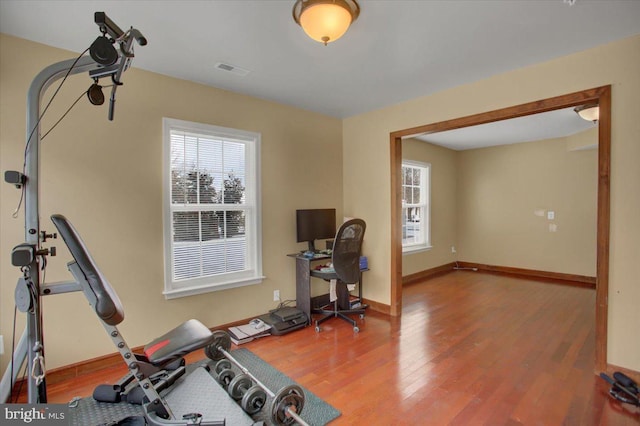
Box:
(13, 46), (90, 217)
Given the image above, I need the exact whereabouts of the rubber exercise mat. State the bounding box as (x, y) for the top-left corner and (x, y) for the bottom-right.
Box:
(67, 348), (340, 425)
(230, 348), (341, 426)
(68, 397), (143, 426)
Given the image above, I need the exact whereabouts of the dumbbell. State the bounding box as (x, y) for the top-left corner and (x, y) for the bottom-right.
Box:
(205, 331), (309, 426)
(228, 374), (268, 414)
(214, 359), (232, 374)
(213, 359), (234, 388)
(214, 358), (267, 413)
(216, 368), (235, 389)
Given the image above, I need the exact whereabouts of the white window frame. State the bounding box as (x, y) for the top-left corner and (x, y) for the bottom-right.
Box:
(163, 118), (263, 299)
(402, 160), (431, 253)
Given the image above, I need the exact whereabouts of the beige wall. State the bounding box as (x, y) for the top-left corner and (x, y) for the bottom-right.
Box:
(343, 35), (640, 371)
(401, 138), (457, 276)
(567, 127), (598, 151)
(0, 34), (343, 370)
(457, 134), (597, 276)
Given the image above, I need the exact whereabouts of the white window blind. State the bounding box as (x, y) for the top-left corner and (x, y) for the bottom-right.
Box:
(402, 161), (430, 252)
(163, 118), (262, 298)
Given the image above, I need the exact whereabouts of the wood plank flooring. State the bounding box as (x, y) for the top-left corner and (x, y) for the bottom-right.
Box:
(11, 271), (640, 424)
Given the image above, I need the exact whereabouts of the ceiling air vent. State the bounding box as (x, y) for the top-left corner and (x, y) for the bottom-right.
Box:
(214, 62), (251, 77)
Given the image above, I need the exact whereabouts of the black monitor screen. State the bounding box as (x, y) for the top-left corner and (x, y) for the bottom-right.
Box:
(296, 209), (336, 252)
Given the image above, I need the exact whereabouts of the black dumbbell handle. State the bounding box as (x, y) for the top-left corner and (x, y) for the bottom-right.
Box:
(613, 372), (639, 392)
(602, 372), (639, 401)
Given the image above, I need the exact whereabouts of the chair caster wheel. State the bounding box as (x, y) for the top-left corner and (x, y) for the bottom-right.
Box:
(315, 326), (321, 332)
(359, 314), (365, 319)
(353, 326), (359, 333)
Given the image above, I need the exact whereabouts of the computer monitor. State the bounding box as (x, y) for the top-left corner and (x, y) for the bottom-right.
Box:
(296, 208), (336, 253)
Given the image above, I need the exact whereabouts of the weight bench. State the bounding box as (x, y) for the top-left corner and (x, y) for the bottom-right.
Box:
(51, 214), (257, 425)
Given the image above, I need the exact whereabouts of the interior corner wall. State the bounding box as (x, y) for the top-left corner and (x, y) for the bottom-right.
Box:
(401, 138), (457, 276)
(0, 34), (343, 371)
(456, 136), (597, 277)
(342, 34), (640, 372)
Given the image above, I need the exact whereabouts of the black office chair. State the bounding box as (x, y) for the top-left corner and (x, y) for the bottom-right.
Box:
(312, 218), (366, 332)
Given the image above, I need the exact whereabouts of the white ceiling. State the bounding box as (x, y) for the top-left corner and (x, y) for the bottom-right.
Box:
(0, 0), (638, 146)
(417, 106), (597, 150)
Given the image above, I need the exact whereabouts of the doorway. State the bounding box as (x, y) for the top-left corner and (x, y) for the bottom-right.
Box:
(389, 86), (611, 371)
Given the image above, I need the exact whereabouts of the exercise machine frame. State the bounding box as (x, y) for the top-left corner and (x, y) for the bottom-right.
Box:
(1, 11), (146, 404)
(2, 13), (309, 426)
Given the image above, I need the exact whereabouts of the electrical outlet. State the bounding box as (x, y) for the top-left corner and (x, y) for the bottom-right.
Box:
(0, 335), (4, 355)
(273, 290), (280, 302)
(451, 246), (457, 254)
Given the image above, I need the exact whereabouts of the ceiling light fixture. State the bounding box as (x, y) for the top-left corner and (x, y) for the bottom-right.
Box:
(292, 0), (360, 46)
(574, 104), (600, 122)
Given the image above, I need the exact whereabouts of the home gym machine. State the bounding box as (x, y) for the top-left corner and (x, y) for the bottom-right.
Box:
(2, 11), (310, 426)
(2, 11), (147, 406)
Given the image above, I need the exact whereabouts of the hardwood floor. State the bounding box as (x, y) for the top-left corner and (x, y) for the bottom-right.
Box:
(11, 271), (640, 424)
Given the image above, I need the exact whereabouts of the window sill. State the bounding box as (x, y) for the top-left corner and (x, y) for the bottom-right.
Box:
(164, 276), (265, 300)
(402, 245), (432, 255)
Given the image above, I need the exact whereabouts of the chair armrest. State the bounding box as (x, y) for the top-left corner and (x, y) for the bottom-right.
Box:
(310, 269), (338, 280)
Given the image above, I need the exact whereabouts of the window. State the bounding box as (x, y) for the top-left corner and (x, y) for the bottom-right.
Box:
(163, 118), (262, 298)
(402, 161), (430, 253)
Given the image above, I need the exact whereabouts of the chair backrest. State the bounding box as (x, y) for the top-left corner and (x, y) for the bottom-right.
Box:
(332, 218), (366, 284)
(50, 214), (125, 325)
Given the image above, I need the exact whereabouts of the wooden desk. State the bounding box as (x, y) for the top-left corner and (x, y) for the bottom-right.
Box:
(287, 253), (367, 321)
(287, 253), (330, 321)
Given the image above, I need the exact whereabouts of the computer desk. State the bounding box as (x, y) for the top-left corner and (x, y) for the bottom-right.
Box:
(286, 252), (368, 321)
